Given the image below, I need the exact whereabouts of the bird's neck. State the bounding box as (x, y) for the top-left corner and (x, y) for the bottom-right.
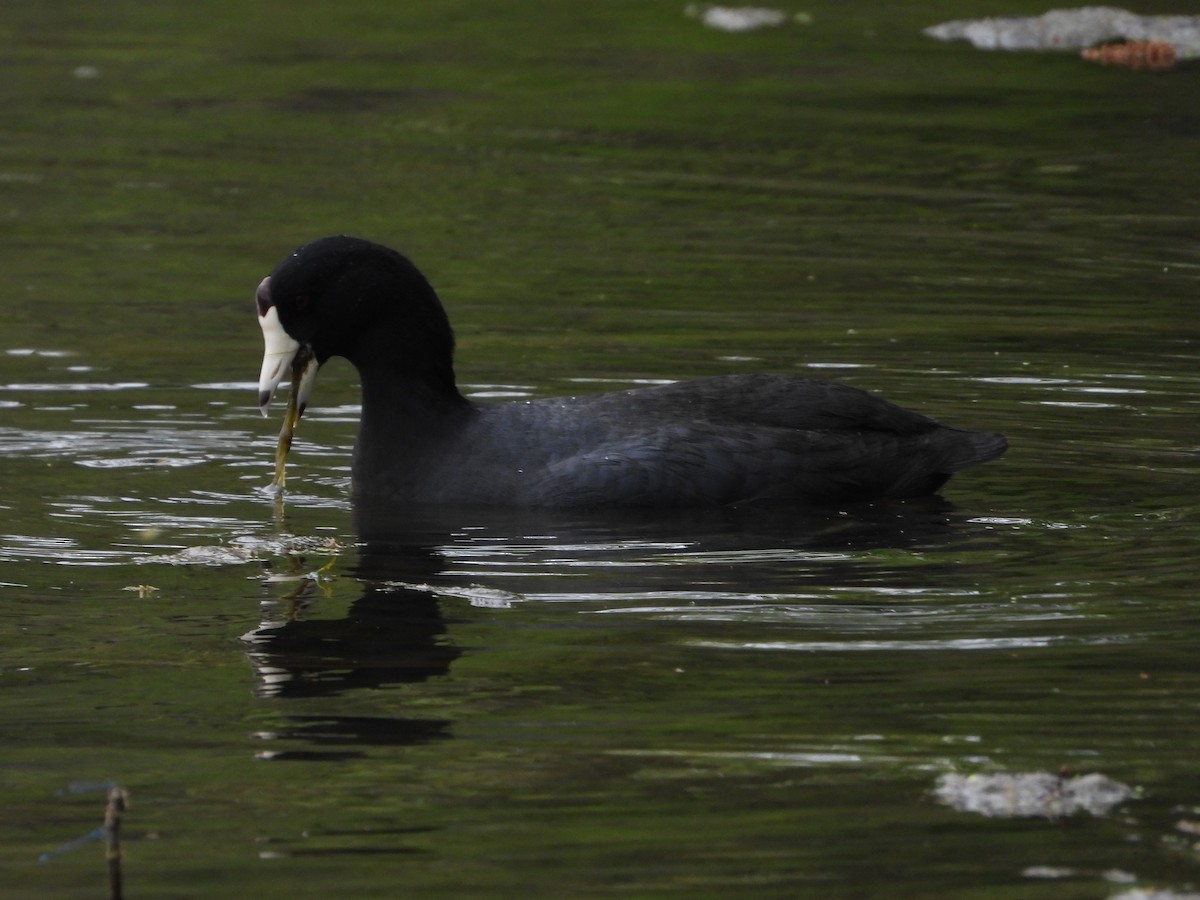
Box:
(358, 355), (473, 432)
(352, 365), (475, 493)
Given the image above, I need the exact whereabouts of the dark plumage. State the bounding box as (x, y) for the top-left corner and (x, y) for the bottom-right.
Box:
(255, 235), (1007, 508)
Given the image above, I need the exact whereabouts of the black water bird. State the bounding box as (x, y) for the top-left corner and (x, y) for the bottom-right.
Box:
(256, 235), (1006, 507)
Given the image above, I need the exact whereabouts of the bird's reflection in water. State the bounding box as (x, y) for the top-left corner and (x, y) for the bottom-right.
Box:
(242, 535), (460, 757)
(243, 495), (984, 757)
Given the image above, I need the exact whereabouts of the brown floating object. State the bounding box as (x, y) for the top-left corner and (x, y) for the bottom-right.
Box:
(1082, 40), (1177, 69)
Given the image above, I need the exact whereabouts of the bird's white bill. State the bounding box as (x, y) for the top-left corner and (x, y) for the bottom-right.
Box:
(293, 351), (319, 419)
(258, 304), (300, 414)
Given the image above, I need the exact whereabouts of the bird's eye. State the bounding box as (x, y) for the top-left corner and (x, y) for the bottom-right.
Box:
(295, 294), (311, 311)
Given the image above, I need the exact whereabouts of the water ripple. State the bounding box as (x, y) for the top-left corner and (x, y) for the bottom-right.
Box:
(0, 381), (147, 391)
(0, 425), (257, 463)
(691, 635), (1129, 652)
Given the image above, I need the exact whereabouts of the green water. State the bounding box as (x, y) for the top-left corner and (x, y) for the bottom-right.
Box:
(3, 1), (1199, 897)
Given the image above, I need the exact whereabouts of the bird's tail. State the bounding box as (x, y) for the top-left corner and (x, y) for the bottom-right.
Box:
(943, 430), (1008, 472)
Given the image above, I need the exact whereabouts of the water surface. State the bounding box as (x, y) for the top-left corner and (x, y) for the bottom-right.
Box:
(3, 2), (1199, 898)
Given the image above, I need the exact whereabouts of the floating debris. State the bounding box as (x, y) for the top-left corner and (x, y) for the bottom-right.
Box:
(924, 7), (1200, 60)
(138, 535), (342, 567)
(1082, 39), (1177, 68)
(396, 582), (525, 609)
(685, 4), (794, 33)
(934, 770), (1133, 818)
(1176, 818), (1200, 836)
(1022, 865), (1078, 879)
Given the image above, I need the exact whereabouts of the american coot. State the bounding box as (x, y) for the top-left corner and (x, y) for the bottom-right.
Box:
(256, 235), (1007, 507)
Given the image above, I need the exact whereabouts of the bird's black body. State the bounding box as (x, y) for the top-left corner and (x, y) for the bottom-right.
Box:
(257, 235), (1007, 508)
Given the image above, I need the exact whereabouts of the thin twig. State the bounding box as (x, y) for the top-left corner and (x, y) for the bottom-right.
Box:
(104, 787), (127, 900)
